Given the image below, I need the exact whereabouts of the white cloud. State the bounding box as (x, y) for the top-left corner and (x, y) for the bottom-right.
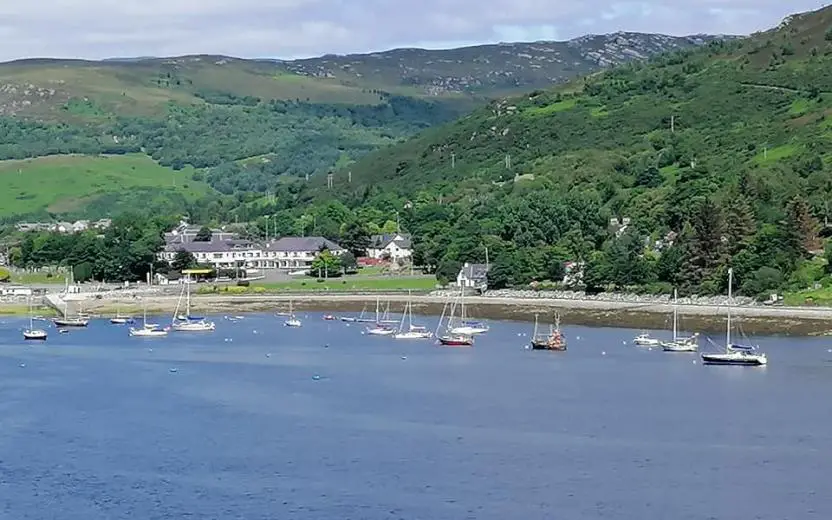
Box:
(0, 0), (826, 61)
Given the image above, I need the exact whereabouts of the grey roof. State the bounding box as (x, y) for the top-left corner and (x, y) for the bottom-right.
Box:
(164, 238), (258, 254)
(459, 263), (490, 281)
(371, 233), (412, 249)
(266, 236), (344, 252)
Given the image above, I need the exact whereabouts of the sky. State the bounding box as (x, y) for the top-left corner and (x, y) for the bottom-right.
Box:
(0, 0), (828, 62)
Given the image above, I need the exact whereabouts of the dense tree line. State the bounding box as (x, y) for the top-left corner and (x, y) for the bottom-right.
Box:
(9, 214), (178, 282)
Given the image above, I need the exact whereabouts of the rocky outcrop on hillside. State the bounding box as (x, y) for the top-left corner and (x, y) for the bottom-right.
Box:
(279, 33), (731, 94)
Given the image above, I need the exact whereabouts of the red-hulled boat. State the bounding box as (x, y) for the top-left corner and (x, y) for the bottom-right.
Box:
(437, 334), (474, 347)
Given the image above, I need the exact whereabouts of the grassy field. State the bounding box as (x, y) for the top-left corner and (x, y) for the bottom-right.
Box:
(783, 286), (832, 306)
(9, 271), (68, 285)
(199, 275), (438, 294)
(0, 153), (213, 217)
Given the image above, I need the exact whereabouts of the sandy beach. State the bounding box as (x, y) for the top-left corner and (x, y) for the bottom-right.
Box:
(12, 292), (831, 336)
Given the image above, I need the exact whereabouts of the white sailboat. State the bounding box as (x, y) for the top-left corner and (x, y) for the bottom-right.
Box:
(661, 289), (699, 352)
(449, 289), (489, 335)
(171, 279), (215, 331)
(701, 268), (767, 366)
(284, 299), (301, 327)
(393, 292), (432, 339)
(110, 305), (133, 324)
(366, 297), (395, 335)
(23, 296), (47, 340)
(130, 301), (168, 337)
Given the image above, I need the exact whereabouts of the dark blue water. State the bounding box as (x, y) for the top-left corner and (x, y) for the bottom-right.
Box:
(1, 312), (831, 519)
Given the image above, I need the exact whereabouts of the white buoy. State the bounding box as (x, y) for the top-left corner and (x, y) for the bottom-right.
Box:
(266, 353), (271, 358)
(253, 330), (258, 334)
(19, 363), (25, 368)
(312, 374), (321, 381)
(622, 340), (627, 345)
(692, 360), (697, 364)
(148, 348), (153, 352)
(601, 351), (606, 356)
(648, 348), (652, 351)
(576, 336), (581, 340)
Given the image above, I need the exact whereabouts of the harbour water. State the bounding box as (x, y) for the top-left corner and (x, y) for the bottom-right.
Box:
(0, 312), (830, 519)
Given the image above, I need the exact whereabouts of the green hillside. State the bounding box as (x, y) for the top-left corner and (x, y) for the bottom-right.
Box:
(0, 154), (213, 221)
(0, 33), (716, 218)
(266, 6), (832, 297)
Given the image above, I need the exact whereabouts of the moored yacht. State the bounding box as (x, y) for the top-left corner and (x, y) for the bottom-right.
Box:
(633, 332), (660, 346)
(701, 268), (767, 366)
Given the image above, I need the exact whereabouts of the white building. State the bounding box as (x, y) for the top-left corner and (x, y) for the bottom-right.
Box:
(158, 238), (261, 269)
(158, 236), (345, 271)
(367, 233), (412, 261)
(0, 285), (33, 296)
(456, 262), (490, 289)
(259, 237), (345, 269)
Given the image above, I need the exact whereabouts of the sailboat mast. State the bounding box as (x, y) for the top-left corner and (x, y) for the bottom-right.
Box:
(672, 288), (678, 340)
(726, 268), (733, 351)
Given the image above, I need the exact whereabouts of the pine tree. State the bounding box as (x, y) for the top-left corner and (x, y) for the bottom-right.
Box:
(680, 198), (724, 291)
(722, 193), (756, 256)
(783, 195), (820, 256)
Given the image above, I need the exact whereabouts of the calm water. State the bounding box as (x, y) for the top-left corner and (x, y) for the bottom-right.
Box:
(1, 312), (831, 519)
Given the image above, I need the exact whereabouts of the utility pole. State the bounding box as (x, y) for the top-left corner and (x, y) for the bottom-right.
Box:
(395, 211), (400, 233)
(451, 152), (455, 169)
(505, 154), (511, 170)
(670, 115), (675, 133)
(348, 171), (352, 183)
(485, 246), (489, 269)
(327, 172), (333, 189)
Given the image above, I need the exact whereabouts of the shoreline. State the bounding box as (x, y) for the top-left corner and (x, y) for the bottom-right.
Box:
(12, 293), (832, 336)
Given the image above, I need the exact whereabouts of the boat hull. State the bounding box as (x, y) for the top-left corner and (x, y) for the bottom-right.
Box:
(23, 331), (47, 340)
(110, 318), (133, 324)
(701, 353), (767, 366)
(53, 319), (88, 327)
(661, 342), (698, 352)
(366, 328), (394, 336)
(530, 341), (566, 351)
(438, 337), (473, 347)
(130, 328), (168, 337)
(172, 321), (215, 331)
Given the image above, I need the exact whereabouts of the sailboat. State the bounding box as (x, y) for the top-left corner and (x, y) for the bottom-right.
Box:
(23, 296), (47, 340)
(435, 294), (474, 346)
(130, 301), (168, 337)
(530, 312), (566, 351)
(171, 279), (215, 331)
(661, 289), (699, 352)
(341, 303), (374, 322)
(284, 299), (301, 327)
(366, 297), (395, 335)
(53, 298), (89, 327)
(393, 292), (432, 339)
(449, 290), (489, 335)
(110, 305), (134, 324)
(701, 268), (767, 366)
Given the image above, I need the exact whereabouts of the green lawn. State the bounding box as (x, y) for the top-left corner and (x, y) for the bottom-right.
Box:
(0, 153), (213, 217)
(10, 271), (68, 285)
(526, 98), (578, 116)
(199, 275), (438, 294)
(753, 143), (800, 164)
(782, 286), (832, 306)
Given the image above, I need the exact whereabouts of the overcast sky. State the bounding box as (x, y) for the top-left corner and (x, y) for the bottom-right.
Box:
(0, 1), (827, 61)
